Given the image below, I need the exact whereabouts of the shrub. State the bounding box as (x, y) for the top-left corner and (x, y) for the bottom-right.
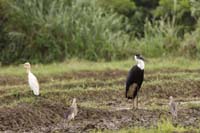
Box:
(0, 0), (131, 65)
(135, 18), (180, 57)
(180, 19), (200, 58)
(0, 0), (9, 60)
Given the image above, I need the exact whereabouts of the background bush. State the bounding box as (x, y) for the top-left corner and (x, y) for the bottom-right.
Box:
(1, 0), (200, 65)
(0, 0), (131, 65)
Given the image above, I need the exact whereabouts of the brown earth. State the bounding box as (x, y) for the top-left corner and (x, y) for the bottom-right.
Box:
(1, 68), (200, 86)
(1, 101), (200, 132)
(0, 69), (200, 132)
(0, 70), (127, 86)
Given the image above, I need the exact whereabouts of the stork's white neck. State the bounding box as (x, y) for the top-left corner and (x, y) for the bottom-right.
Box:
(136, 60), (145, 70)
(134, 55), (145, 70)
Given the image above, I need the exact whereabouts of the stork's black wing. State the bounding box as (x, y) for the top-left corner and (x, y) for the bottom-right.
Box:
(125, 65), (144, 99)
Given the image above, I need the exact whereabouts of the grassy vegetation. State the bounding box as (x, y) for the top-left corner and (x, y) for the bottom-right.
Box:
(0, 57), (200, 77)
(1, 58), (200, 132)
(99, 119), (198, 133)
(0, 0), (131, 64)
(1, 0), (200, 64)
(1, 0), (200, 131)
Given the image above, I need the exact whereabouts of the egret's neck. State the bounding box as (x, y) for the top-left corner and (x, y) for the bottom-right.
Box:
(137, 60), (145, 70)
(26, 68), (31, 74)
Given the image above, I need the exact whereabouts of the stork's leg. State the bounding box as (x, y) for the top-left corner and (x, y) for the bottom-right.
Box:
(132, 99), (134, 109)
(132, 99), (138, 110)
(136, 95), (138, 108)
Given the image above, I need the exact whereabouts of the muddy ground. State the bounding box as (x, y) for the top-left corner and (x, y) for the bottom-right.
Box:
(0, 69), (200, 132)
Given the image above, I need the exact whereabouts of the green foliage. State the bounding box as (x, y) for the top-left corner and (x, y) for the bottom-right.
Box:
(1, 0), (70, 64)
(181, 19), (200, 58)
(135, 18), (180, 57)
(191, 0), (200, 18)
(1, 0), (200, 65)
(154, 0), (189, 16)
(0, 0), (131, 65)
(0, 0), (9, 57)
(98, 0), (136, 15)
(154, 0), (195, 35)
(65, 0), (131, 61)
(156, 119), (186, 133)
(178, 1), (200, 57)
(97, 119), (192, 133)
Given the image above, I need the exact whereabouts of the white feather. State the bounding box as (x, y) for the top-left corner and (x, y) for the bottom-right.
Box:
(28, 71), (39, 96)
(135, 56), (145, 70)
(137, 60), (145, 70)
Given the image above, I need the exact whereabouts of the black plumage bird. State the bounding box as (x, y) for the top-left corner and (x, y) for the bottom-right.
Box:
(125, 54), (145, 109)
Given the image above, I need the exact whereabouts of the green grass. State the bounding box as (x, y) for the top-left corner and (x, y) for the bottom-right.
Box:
(1, 57), (200, 131)
(0, 57), (200, 76)
(95, 119), (198, 133)
(1, 57), (200, 108)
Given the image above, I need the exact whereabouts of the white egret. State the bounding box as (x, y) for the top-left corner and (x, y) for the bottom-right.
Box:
(24, 62), (40, 96)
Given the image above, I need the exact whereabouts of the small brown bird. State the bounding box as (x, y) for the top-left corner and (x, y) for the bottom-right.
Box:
(64, 98), (78, 121)
(169, 96), (178, 119)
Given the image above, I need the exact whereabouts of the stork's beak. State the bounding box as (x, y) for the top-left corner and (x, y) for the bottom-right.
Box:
(139, 56), (148, 63)
(143, 58), (148, 62)
(133, 54), (148, 62)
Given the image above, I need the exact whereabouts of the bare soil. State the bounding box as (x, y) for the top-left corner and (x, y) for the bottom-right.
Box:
(1, 102), (199, 132)
(0, 70), (127, 86)
(0, 69), (200, 132)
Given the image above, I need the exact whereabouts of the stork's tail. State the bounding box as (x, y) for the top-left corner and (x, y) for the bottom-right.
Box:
(125, 82), (133, 98)
(126, 83), (138, 99)
(132, 87), (139, 99)
(125, 85), (129, 98)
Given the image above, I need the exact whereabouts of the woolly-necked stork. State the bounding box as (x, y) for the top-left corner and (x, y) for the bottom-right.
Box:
(125, 54), (145, 109)
(24, 62), (40, 96)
